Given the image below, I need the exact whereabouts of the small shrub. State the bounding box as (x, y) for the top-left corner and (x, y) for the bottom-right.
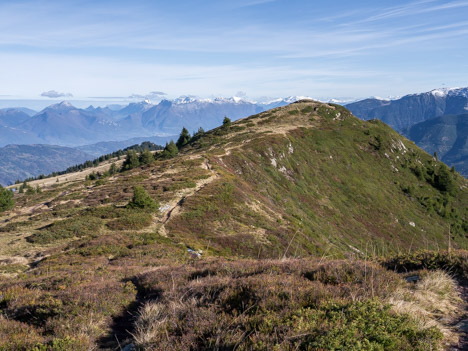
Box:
(127, 186), (159, 210)
(0, 186), (14, 212)
(433, 165), (456, 194)
(27, 216), (104, 244)
(160, 141), (178, 159)
(107, 210), (153, 231)
(290, 301), (442, 351)
(382, 250), (468, 279)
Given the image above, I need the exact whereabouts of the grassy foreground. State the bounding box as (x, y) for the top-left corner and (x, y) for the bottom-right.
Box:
(0, 251), (466, 350)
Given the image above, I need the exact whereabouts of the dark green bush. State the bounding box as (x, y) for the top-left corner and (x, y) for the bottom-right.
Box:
(127, 186), (159, 210)
(27, 216), (104, 244)
(382, 250), (468, 279)
(0, 186), (14, 212)
(289, 301), (442, 351)
(106, 210), (153, 231)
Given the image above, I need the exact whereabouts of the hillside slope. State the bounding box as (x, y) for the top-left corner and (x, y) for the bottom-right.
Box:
(405, 114), (468, 177)
(347, 87), (468, 131)
(162, 101), (467, 256)
(0, 101), (467, 350)
(0, 144), (93, 186)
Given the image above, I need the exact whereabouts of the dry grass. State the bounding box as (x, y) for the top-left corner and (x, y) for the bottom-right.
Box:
(130, 259), (445, 350)
(388, 270), (462, 344)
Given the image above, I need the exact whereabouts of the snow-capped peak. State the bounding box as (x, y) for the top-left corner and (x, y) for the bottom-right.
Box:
(173, 96), (199, 104)
(431, 89), (448, 98)
(46, 101), (76, 111)
(56, 101), (74, 108)
(369, 96), (391, 101)
(257, 96), (312, 105)
(428, 87), (468, 98)
(172, 95), (253, 105)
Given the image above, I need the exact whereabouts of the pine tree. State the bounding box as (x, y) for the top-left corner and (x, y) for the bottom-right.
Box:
(109, 162), (118, 175)
(0, 186), (14, 212)
(192, 127), (205, 140)
(161, 141), (178, 159)
(127, 185), (158, 210)
(176, 127), (191, 149)
(223, 116), (232, 127)
(122, 150), (140, 170)
(140, 149), (155, 165)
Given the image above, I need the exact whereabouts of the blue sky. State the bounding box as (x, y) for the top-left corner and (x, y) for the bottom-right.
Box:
(0, 0), (467, 105)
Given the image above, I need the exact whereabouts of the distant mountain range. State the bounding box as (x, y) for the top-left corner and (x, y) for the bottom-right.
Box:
(0, 144), (92, 185)
(1, 90), (467, 183)
(404, 114), (468, 177)
(75, 135), (176, 157)
(0, 96), (303, 185)
(0, 97), (299, 147)
(347, 88), (468, 177)
(346, 87), (468, 131)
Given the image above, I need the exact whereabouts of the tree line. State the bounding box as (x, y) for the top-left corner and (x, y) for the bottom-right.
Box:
(15, 141), (164, 184)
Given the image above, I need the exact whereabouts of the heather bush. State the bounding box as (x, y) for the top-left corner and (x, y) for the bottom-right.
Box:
(132, 259), (444, 350)
(26, 216), (104, 244)
(382, 250), (468, 279)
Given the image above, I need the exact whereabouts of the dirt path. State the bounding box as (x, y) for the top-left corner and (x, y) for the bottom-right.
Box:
(157, 158), (219, 236)
(456, 283), (468, 350)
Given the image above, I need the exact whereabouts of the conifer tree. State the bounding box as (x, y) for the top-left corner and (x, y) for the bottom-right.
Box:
(109, 162), (118, 175)
(122, 150), (140, 170)
(0, 186), (14, 212)
(176, 127), (191, 149)
(161, 141), (178, 159)
(140, 149), (155, 165)
(127, 185), (158, 210)
(223, 116), (232, 127)
(192, 127), (205, 140)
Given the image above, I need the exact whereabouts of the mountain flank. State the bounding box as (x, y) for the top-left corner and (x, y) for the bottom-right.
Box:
(0, 144), (93, 186)
(347, 87), (468, 131)
(404, 114), (468, 177)
(0, 97), (294, 147)
(0, 101), (467, 350)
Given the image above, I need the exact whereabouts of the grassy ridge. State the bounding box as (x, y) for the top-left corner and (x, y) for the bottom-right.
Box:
(167, 102), (467, 257)
(0, 100), (467, 350)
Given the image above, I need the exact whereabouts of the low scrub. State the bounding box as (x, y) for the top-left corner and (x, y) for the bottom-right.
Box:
(106, 210), (154, 231)
(388, 270), (461, 343)
(132, 259), (445, 350)
(383, 250), (468, 279)
(26, 216), (104, 244)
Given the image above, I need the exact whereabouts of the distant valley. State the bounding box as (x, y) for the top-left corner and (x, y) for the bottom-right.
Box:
(0, 144), (92, 185)
(347, 88), (468, 177)
(0, 97), (295, 148)
(0, 97), (296, 185)
(404, 114), (468, 177)
(1, 90), (467, 185)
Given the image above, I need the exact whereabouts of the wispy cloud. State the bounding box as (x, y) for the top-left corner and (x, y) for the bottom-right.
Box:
(346, 0), (468, 24)
(0, 0), (466, 99)
(231, 0), (278, 8)
(128, 91), (167, 99)
(41, 90), (73, 98)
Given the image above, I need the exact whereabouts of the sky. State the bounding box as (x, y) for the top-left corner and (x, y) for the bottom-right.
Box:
(0, 0), (467, 107)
